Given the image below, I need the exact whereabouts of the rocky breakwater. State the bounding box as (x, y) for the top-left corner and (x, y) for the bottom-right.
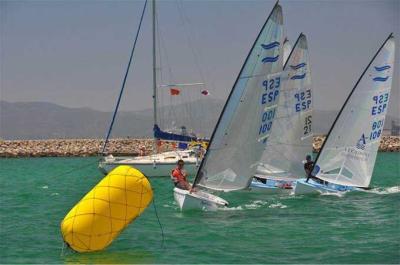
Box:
(0, 139), (153, 158)
(312, 135), (399, 152)
(0, 136), (399, 158)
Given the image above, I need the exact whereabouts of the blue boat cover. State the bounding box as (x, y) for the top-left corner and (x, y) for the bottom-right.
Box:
(153, 124), (198, 142)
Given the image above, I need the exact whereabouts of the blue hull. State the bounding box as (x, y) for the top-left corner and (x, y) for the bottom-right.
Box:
(249, 178), (295, 193)
(294, 178), (359, 195)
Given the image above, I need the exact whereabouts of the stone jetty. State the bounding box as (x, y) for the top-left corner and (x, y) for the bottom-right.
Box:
(0, 139), (172, 158)
(0, 136), (399, 158)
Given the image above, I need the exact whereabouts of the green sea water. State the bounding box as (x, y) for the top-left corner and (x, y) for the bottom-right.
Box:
(0, 153), (399, 264)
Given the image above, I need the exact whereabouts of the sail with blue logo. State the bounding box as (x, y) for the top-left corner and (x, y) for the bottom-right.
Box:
(193, 2), (284, 191)
(313, 34), (395, 187)
(256, 33), (313, 179)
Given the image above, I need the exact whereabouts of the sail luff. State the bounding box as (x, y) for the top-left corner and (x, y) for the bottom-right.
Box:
(193, 2), (284, 191)
(312, 33), (395, 187)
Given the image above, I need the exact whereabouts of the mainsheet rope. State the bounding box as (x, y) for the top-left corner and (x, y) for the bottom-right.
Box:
(102, 0), (148, 154)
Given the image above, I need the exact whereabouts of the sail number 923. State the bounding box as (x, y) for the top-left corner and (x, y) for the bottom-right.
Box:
(371, 92), (389, 116)
(294, 89), (312, 112)
(261, 77), (280, 104)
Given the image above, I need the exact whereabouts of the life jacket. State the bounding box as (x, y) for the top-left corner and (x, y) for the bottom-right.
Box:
(171, 167), (186, 184)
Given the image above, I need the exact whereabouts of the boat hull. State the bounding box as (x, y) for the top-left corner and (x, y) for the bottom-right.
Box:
(249, 177), (295, 194)
(294, 178), (358, 195)
(173, 188), (228, 211)
(98, 150), (200, 177)
(99, 161), (198, 177)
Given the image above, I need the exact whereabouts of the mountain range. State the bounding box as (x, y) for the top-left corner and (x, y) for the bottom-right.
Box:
(0, 100), (396, 140)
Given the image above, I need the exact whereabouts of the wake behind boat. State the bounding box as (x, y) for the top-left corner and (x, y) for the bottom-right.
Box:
(174, 1), (285, 210)
(295, 34), (396, 195)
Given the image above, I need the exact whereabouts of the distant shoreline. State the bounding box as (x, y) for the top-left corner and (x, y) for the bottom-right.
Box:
(0, 136), (399, 158)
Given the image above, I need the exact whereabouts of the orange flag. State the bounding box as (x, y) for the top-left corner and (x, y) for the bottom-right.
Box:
(170, 88), (180, 95)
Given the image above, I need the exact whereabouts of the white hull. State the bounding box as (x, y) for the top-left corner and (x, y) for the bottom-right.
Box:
(98, 150), (200, 177)
(294, 178), (358, 195)
(173, 188), (229, 211)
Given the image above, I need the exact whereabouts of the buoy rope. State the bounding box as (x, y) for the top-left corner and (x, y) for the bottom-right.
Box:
(60, 241), (65, 257)
(152, 197), (165, 248)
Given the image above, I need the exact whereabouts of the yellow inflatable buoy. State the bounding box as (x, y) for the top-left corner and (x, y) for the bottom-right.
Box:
(60, 166), (153, 252)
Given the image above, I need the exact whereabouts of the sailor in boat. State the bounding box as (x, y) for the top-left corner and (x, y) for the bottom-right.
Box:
(304, 155), (323, 184)
(171, 159), (192, 190)
(304, 155), (314, 179)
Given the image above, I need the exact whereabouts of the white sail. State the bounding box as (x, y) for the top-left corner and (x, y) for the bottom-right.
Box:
(257, 33), (313, 179)
(193, 3), (284, 191)
(283, 38), (292, 64)
(314, 34), (395, 188)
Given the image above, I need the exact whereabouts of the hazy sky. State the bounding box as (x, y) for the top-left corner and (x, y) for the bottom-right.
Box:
(1, 0), (399, 117)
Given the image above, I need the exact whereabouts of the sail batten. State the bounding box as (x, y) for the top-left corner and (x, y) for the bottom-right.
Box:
(193, 2), (284, 191)
(313, 34), (395, 188)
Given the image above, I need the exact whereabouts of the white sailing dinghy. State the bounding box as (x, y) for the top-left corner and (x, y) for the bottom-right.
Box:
(174, 2), (284, 210)
(250, 33), (313, 193)
(294, 34), (396, 195)
(99, 0), (207, 177)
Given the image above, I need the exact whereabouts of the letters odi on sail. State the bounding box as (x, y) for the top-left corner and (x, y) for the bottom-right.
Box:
(257, 34), (313, 179)
(314, 34), (395, 188)
(193, 3), (284, 191)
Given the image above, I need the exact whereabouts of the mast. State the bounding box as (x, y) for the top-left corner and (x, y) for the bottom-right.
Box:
(152, 0), (157, 155)
(308, 33), (394, 183)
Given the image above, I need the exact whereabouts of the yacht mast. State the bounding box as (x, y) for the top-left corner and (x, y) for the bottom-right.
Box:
(152, 0), (157, 155)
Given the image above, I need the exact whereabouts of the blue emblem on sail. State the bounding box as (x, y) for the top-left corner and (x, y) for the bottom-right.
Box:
(311, 165), (320, 176)
(262, 55), (279, 63)
(373, 76), (389, 82)
(290, 63), (306, 70)
(374, 65), (391, 71)
(261, 41), (280, 50)
(356, 134), (366, 150)
(290, 73), (306, 80)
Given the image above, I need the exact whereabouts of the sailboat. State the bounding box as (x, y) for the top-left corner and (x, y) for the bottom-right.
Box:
(294, 33), (395, 195)
(250, 33), (313, 193)
(99, 0), (207, 177)
(174, 2), (285, 210)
